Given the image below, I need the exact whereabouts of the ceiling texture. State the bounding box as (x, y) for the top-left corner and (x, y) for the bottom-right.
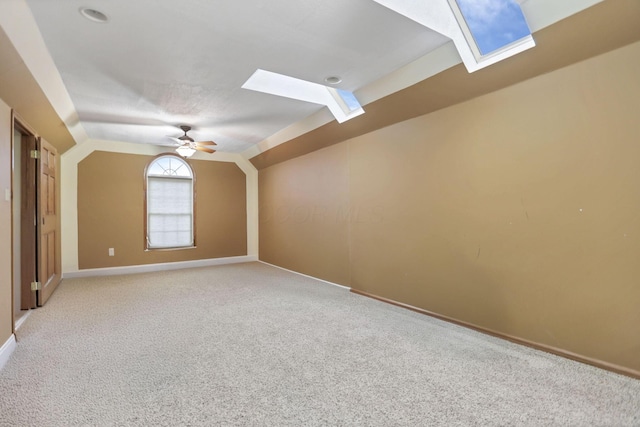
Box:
(23, 0), (449, 153)
(2, 0), (621, 158)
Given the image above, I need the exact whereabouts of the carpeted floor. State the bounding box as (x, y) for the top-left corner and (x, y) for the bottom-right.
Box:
(0, 262), (638, 426)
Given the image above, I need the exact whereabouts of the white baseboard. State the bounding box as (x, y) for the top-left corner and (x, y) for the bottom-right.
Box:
(14, 311), (31, 331)
(258, 261), (350, 291)
(0, 334), (17, 371)
(63, 255), (259, 279)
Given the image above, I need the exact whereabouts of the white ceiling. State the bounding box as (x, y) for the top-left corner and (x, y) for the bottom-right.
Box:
(24, 0), (450, 153)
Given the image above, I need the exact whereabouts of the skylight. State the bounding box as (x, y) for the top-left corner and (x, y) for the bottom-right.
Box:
(454, 0), (532, 56)
(334, 90), (362, 113)
(372, 0), (535, 73)
(242, 69), (364, 123)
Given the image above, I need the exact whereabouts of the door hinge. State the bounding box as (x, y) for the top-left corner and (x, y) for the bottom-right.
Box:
(30, 150), (41, 159)
(31, 281), (42, 291)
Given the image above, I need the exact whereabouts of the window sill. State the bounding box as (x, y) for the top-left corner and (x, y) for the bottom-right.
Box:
(145, 245), (197, 252)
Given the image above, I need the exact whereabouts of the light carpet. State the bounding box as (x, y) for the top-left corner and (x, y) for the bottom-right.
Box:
(0, 262), (638, 426)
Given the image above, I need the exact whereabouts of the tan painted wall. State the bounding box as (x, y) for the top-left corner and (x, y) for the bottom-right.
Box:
(0, 99), (13, 345)
(260, 143), (351, 284)
(78, 151), (247, 269)
(0, 28), (76, 153)
(259, 41), (640, 373)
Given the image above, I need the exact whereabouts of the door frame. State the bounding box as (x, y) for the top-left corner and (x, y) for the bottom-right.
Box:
(10, 112), (64, 328)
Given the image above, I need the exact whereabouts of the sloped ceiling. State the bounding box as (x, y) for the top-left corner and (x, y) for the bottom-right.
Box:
(23, 0), (448, 153)
(2, 0), (637, 160)
(0, 27), (76, 153)
(250, 0), (640, 169)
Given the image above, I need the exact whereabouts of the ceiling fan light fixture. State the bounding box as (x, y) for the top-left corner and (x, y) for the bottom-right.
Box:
(176, 146), (196, 158)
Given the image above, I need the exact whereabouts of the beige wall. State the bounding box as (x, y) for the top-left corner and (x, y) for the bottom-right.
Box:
(78, 151), (247, 269)
(259, 41), (640, 374)
(0, 99), (13, 345)
(260, 143), (351, 284)
(0, 27), (77, 153)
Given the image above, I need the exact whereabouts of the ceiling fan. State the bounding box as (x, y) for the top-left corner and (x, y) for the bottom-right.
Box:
(171, 125), (217, 157)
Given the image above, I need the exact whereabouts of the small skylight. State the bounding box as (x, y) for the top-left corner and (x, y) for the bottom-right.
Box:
(335, 90), (362, 113)
(454, 0), (531, 56)
(242, 69), (364, 123)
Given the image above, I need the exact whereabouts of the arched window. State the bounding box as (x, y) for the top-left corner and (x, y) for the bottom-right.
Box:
(145, 154), (194, 249)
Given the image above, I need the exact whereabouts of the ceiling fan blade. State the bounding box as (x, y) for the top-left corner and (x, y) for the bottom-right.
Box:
(195, 146), (216, 154)
(196, 140), (217, 146)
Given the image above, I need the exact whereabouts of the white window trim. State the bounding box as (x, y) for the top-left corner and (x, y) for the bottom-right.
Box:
(145, 155), (195, 250)
(446, 0), (536, 69)
(371, 0), (535, 73)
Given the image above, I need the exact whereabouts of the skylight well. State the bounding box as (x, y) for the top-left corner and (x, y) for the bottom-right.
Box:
(372, 0), (535, 73)
(331, 89), (363, 114)
(242, 69), (364, 123)
(450, 0), (534, 60)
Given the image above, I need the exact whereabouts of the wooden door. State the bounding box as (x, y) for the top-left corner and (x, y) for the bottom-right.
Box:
(36, 138), (61, 306)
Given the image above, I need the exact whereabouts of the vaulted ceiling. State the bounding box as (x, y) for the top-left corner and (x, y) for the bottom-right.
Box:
(23, 0), (449, 153)
(1, 0), (638, 161)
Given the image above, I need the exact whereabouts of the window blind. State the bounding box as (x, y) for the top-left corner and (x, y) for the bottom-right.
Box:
(147, 176), (193, 248)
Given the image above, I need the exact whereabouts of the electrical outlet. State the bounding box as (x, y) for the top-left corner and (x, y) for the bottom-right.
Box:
(108, 248), (115, 256)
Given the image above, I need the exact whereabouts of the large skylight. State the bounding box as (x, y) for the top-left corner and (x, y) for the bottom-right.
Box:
(454, 0), (532, 56)
(372, 0), (535, 73)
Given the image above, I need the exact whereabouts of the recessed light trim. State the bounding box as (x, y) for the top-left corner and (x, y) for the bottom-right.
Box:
(79, 7), (109, 23)
(324, 76), (342, 85)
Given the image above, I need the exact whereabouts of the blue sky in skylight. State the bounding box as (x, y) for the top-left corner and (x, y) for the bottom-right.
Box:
(455, 0), (531, 55)
(336, 89), (363, 112)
